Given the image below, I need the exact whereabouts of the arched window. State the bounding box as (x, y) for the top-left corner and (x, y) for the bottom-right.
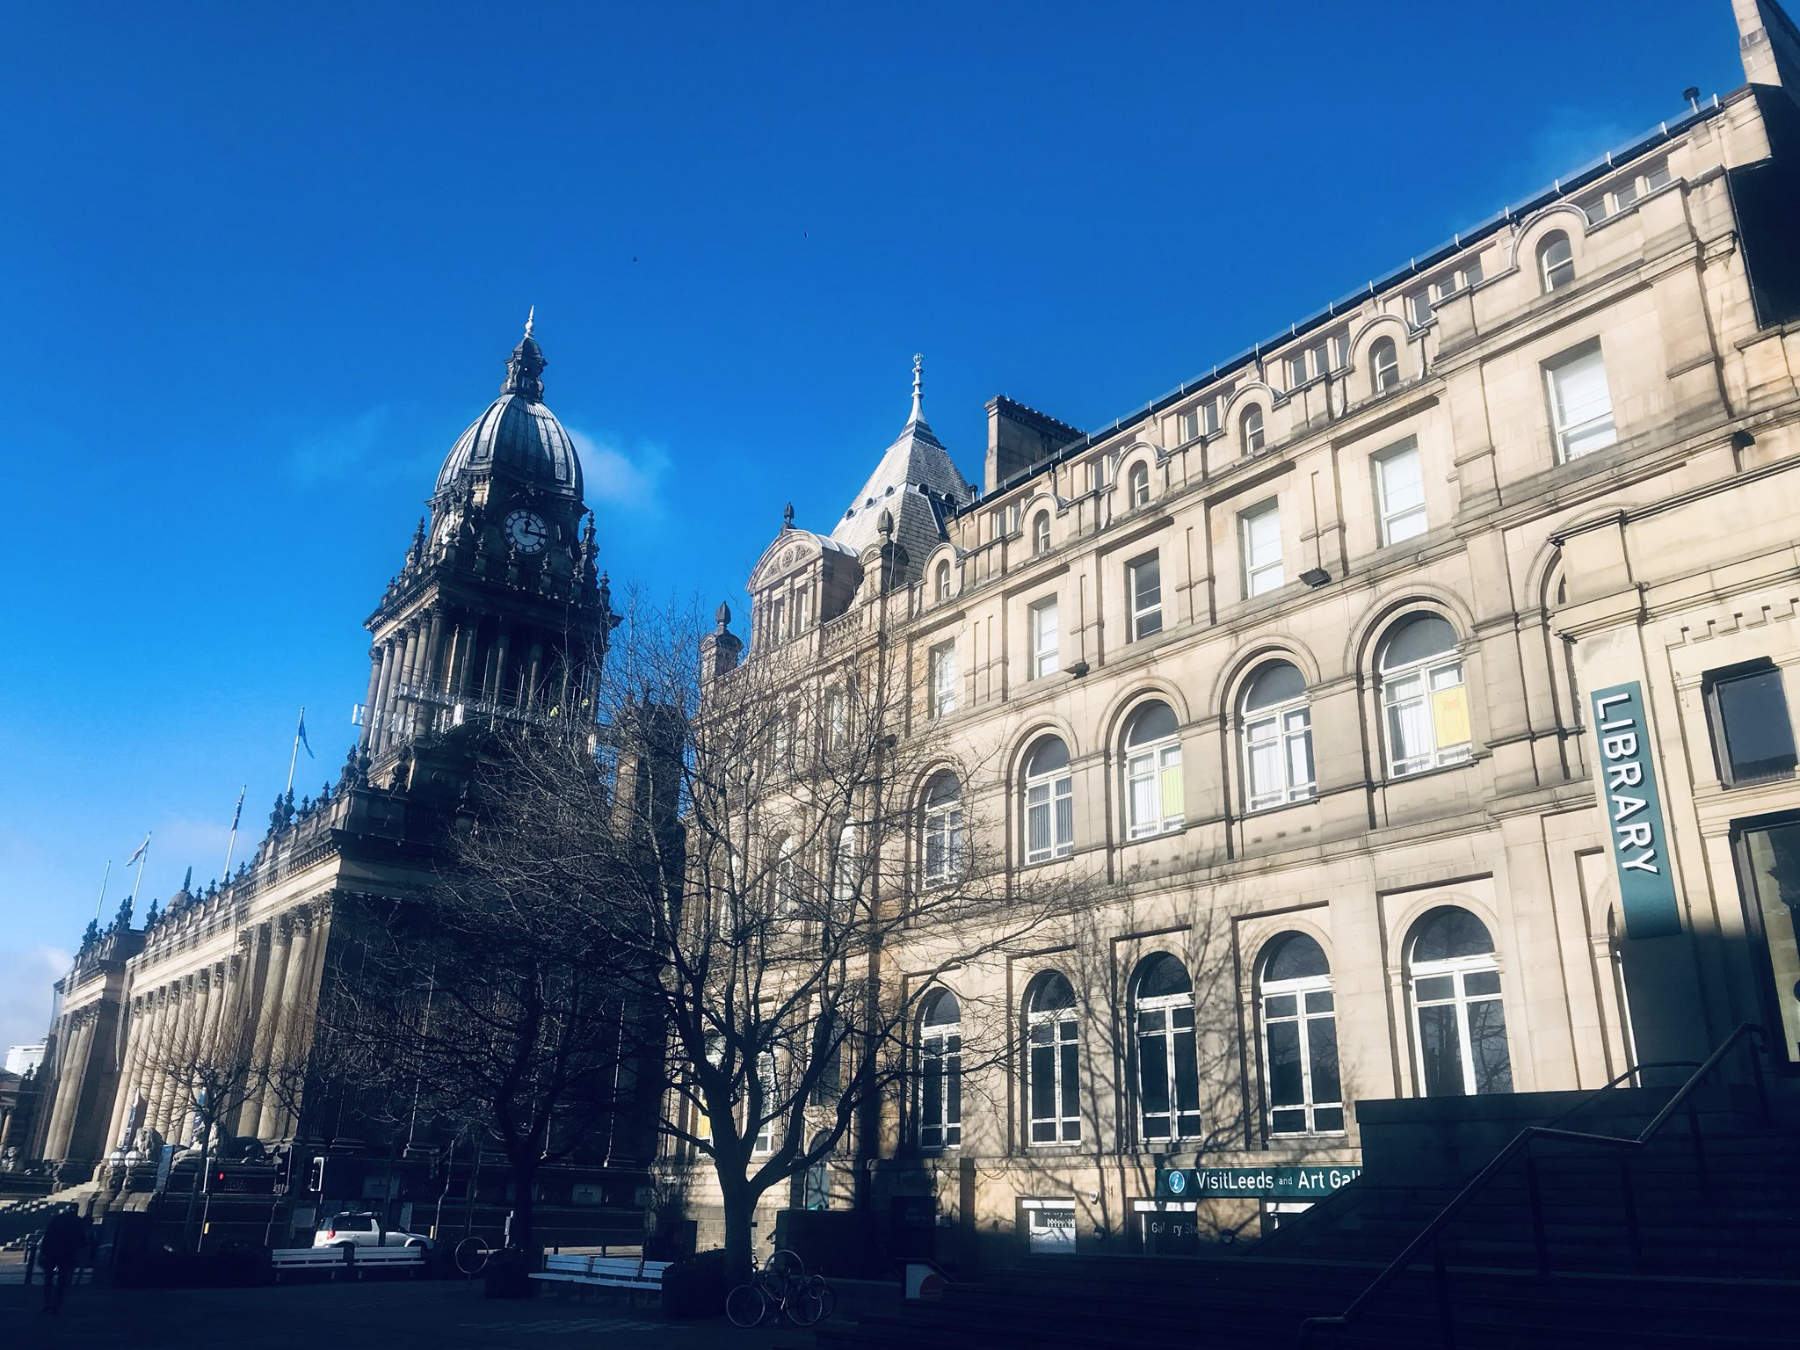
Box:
(934, 560), (952, 603)
(1031, 511), (1051, 557)
(920, 771), (965, 887)
(801, 1131), (834, 1210)
(1241, 662), (1314, 811)
(1538, 231), (1576, 291)
(1123, 702), (1183, 840)
(773, 838), (800, 916)
(1379, 613), (1470, 777)
(832, 821), (858, 902)
(918, 989), (962, 1148)
(1370, 337), (1400, 394)
(1127, 461), (1150, 508)
(1407, 908), (1512, 1097)
(1258, 934), (1342, 1135)
(1241, 405), (1266, 455)
(1022, 735), (1074, 863)
(1025, 972), (1081, 1144)
(1132, 953), (1200, 1141)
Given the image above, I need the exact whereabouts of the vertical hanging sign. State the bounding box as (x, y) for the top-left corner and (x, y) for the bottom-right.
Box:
(1590, 681), (1682, 939)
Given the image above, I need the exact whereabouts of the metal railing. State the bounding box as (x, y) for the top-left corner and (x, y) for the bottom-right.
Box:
(1299, 1023), (1770, 1348)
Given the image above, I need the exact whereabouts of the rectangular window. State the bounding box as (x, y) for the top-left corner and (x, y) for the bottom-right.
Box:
(1287, 354), (1308, 388)
(753, 1052), (777, 1155)
(1128, 554), (1163, 641)
(767, 598), (784, 646)
(1177, 408), (1200, 444)
(1733, 818), (1800, 1064)
(825, 686), (848, 749)
(928, 641), (958, 719)
(1372, 439), (1428, 546)
(1202, 397), (1222, 436)
(1705, 662), (1798, 786)
(792, 589), (811, 636)
(1030, 598), (1059, 678)
(1240, 501), (1283, 597)
(1644, 162), (1672, 192)
(1087, 460), (1107, 494)
(1545, 341), (1617, 461)
(1408, 291), (1434, 328)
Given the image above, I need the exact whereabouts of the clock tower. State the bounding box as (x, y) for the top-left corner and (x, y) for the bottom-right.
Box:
(358, 314), (614, 781)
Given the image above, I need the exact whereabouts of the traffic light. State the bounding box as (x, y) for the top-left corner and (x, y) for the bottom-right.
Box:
(205, 1167), (225, 1193)
(307, 1156), (326, 1194)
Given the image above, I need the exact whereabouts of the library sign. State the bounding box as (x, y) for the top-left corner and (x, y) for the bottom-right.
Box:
(1589, 681), (1682, 939)
(1156, 1165), (1361, 1201)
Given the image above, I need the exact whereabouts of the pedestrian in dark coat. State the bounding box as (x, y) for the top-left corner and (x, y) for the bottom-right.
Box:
(39, 1205), (86, 1314)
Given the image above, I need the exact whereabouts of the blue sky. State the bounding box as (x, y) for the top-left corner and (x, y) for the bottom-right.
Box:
(0, 0), (1747, 1047)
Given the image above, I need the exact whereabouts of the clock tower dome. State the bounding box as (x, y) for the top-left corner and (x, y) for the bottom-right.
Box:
(358, 314), (614, 779)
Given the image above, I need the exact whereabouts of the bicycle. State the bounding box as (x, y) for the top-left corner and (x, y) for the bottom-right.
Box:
(725, 1248), (834, 1328)
(453, 1234), (501, 1276)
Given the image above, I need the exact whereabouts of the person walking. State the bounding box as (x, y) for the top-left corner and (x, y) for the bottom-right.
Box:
(39, 1204), (86, 1314)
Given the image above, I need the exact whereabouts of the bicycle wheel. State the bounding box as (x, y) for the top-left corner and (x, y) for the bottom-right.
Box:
(788, 1275), (830, 1327)
(808, 1275), (837, 1322)
(765, 1247), (805, 1285)
(725, 1282), (767, 1329)
(453, 1236), (490, 1276)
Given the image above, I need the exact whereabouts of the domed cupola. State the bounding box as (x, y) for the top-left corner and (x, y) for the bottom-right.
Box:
(435, 310), (584, 500)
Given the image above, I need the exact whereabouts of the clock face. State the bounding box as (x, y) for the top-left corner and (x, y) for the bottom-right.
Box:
(504, 509), (548, 554)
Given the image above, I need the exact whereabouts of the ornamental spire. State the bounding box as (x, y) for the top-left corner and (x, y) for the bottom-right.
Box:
(501, 310), (547, 401)
(909, 353), (924, 425)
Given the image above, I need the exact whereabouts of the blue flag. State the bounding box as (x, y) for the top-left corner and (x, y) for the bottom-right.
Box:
(297, 710), (313, 758)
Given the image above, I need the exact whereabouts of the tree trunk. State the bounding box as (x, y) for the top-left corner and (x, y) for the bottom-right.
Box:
(508, 1156), (540, 1259)
(720, 1175), (757, 1287)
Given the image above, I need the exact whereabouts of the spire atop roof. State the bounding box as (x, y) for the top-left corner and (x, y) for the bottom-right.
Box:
(909, 353), (925, 426)
(502, 315), (547, 401)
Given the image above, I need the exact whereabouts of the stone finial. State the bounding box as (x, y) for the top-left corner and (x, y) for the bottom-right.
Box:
(715, 600), (732, 630)
(782, 502), (795, 531)
(878, 507), (894, 537)
(910, 353), (924, 423)
(524, 304), (535, 339)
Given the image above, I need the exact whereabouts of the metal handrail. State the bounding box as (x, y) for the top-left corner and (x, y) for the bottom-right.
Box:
(1298, 1022), (1769, 1347)
(1541, 1059), (1700, 1129)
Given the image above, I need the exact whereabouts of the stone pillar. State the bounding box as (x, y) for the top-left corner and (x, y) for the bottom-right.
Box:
(360, 646), (387, 750)
(104, 998), (145, 1152)
(43, 1012), (95, 1160)
(150, 980), (196, 1141)
(257, 912), (314, 1141)
(524, 638), (545, 708)
(394, 625), (423, 740)
(240, 922), (293, 1138)
(420, 609), (446, 730)
(372, 639), (401, 752)
(128, 989), (169, 1145)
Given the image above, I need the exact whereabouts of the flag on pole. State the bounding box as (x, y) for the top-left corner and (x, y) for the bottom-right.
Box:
(124, 835), (150, 867)
(229, 785), (246, 831)
(297, 709), (314, 758)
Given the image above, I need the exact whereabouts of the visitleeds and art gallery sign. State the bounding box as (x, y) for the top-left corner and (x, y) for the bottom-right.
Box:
(1589, 681), (1682, 940)
(1155, 1165), (1362, 1200)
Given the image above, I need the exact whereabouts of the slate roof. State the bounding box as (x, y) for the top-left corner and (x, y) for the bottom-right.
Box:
(436, 392), (584, 500)
(829, 412), (974, 569)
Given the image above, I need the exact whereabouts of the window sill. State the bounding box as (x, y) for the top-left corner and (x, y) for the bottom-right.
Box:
(1121, 826), (1185, 848)
(1721, 768), (1798, 791)
(1266, 1130), (1349, 1143)
(1383, 754), (1474, 787)
(1244, 793), (1317, 818)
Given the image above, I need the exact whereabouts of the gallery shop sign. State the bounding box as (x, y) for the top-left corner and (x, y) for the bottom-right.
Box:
(1156, 1165), (1362, 1200)
(1590, 681), (1682, 940)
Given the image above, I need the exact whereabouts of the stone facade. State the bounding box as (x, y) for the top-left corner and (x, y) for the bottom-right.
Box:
(25, 321), (617, 1182)
(679, 0), (1800, 1261)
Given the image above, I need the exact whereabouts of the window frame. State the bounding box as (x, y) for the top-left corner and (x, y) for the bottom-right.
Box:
(1544, 340), (1617, 462)
(1123, 704), (1184, 841)
(1029, 597), (1060, 679)
(918, 991), (963, 1150)
(928, 640), (958, 720)
(1240, 499), (1283, 597)
(1538, 231), (1576, 291)
(934, 560), (952, 603)
(1370, 337), (1400, 394)
(1133, 959), (1202, 1143)
(1127, 461), (1150, 509)
(1241, 666), (1315, 812)
(1258, 938), (1344, 1137)
(1371, 438), (1427, 547)
(1127, 552), (1163, 642)
(920, 772), (965, 889)
(1031, 511), (1052, 557)
(1025, 976), (1082, 1146)
(1379, 627), (1471, 779)
(1704, 659), (1798, 787)
(1241, 406), (1266, 455)
(1022, 738), (1074, 864)
(1407, 918), (1511, 1098)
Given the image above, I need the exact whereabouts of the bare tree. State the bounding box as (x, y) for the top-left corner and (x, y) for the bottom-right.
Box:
(586, 594), (1107, 1283)
(314, 730), (647, 1257)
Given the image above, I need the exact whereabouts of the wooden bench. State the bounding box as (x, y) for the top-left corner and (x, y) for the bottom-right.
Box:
(529, 1253), (670, 1297)
(270, 1245), (429, 1281)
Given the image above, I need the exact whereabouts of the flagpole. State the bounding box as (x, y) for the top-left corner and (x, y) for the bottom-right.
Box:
(285, 707), (305, 795)
(222, 784), (246, 878)
(129, 834), (151, 904)
(93, 860), (111, 920)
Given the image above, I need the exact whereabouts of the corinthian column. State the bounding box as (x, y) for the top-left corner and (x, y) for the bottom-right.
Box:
(256, 911), (314, 1140)
(104, 997), (146, 1152)
(239, 922), (291, 1137)
(44, 1011), (95, 1160)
